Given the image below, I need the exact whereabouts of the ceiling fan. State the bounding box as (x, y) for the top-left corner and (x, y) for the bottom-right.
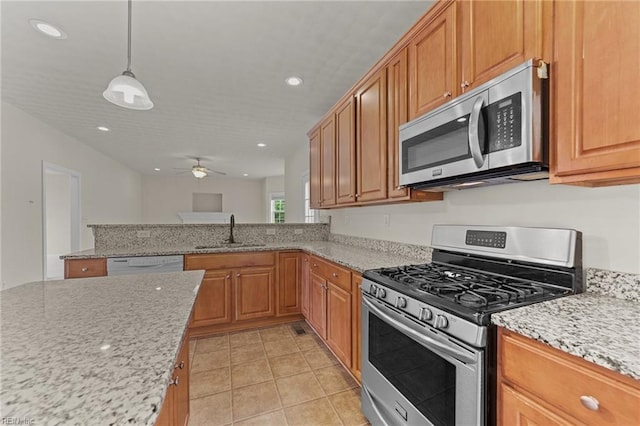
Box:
(173, 158), (226, 179)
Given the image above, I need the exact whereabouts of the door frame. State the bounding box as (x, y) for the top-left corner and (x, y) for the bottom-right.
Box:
(42, 161), (81, 280)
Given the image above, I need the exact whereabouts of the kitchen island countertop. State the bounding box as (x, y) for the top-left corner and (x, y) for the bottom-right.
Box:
(0, 270), (204, 425)
(60, 240), (431, 274)
(492, 291), (640, 381)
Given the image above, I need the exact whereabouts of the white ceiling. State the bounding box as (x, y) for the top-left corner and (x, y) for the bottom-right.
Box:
(2, 1), (433, 179)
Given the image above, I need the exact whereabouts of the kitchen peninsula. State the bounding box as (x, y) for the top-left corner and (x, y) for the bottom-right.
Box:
(0, 270), (204, 425)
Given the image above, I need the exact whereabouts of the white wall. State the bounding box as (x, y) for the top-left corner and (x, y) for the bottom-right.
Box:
(263, 175), (285, 222)
(328, 181), (640, 274)
(284, 143), (309, 223)
(1, 102), (142, 289)
(141, 175), (265, 224)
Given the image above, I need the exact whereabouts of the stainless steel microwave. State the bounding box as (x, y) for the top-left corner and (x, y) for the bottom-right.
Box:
(399, 59), (548, 191)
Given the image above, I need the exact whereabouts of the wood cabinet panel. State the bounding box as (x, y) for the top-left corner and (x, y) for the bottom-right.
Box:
(499, 383), (576, 426)
(356, 69), (388, 202)
(192, 270), (232, 327)
(326, 282), (352, 368)
(351, 274), (362, 382)
(552, 0), (640, 186)
(309, 128), (322, 208)
(301, 254), (310, 318)
(277, 252), (301, 316)
(309, 272), (327, 339)
(309, 256), (351, 292)
(408, 2), (456, 118)
(499, 328), (640, 426)
(234, 267), (275, 321)
(64, 258), (107, 279)
(321, 116), (336, 206)
(336, 97), (357, 205)
(156, 337), (190, 426)
(185, 252), (274, 271)
(459, 0), (547, 91)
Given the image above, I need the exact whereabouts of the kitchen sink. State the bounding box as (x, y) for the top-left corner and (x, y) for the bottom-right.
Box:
(194, 242), (266, 249)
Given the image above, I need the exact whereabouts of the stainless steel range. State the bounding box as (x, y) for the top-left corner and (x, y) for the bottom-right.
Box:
(360, 225), (583, 426)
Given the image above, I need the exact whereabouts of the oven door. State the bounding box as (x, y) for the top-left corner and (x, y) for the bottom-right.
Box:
(361, 294), (485, 426)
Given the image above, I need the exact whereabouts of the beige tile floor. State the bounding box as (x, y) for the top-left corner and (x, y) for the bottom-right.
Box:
(187, 321), (369, 426)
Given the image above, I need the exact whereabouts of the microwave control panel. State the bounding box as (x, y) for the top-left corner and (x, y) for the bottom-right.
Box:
(486, 92), (522, 153)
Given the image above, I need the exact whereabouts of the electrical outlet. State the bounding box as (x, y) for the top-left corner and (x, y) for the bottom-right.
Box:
(136, 230), (151, 238)
(383, 215), (390, 226)
(294, 229), (303, 235)
(266, 228), (276, 235)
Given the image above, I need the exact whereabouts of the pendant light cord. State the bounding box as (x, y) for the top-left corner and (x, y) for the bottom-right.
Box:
(126, 0), (132, 72)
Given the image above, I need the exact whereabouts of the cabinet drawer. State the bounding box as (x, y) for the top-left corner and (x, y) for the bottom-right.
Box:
(500, 329), (640, 425)
(309, 256), (351, 291)
(185, 252), (275, 270)
(64, 258), (107, 278)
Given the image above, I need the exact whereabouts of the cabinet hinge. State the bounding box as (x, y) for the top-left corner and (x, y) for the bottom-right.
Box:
(536, 60), (549, 79)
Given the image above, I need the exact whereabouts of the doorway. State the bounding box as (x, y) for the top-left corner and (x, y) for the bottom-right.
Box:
(42, 162), (81, 280)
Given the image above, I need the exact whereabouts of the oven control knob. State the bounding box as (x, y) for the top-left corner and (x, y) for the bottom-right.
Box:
(377, 288), (387, 299)
(396, 297), (407, 309)
(419, 307), (433, 322)
(434, 315), (449, 329)
(369, 285), (377, 295)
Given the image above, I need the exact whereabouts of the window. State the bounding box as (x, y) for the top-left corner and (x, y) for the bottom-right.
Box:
(303, 173), (318, 223)
(270, 194), (285, 223)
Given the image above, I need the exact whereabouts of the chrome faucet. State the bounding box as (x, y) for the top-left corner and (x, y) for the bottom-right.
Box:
(228, 214), (235, 244)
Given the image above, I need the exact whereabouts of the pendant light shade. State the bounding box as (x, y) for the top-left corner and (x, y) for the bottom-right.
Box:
(192, 166), (208, 179)
(103, 0), (153, 110)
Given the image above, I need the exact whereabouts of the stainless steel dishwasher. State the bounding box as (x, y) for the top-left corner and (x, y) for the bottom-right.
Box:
(106, 255), (184, 276)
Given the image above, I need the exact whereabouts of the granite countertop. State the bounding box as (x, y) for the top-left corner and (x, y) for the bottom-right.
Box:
(0, 270), (204, 425)
(492, 292), (640, 381)
(61, 241), (430, 273)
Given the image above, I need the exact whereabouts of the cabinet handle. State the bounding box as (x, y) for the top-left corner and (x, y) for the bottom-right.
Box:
(175, 361), (185, 370)
(579, 395), (599, 411)
(461, 81), (470, 91)
(81, 267), (88, 272)
(355, 193), (360, 198)
(313, 263), (318, 268)
(170, 376), (180, 386)
(226, 275), (230, 279)
(443, 91), (452, 98)
(332, 272), (338, 278)
(236, 273), (241, 277)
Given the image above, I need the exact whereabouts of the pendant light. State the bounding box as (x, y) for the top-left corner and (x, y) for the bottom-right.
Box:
(103, 0), (154, 110)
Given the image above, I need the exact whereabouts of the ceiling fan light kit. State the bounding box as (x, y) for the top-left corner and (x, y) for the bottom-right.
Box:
(103, 0), (153, 110)
(192, 166), (208, 179)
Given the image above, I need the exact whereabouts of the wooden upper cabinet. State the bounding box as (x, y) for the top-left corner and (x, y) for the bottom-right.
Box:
(388, 49), (410, 198)
(552, 0), (640, 186)
(408, 1), (457, 119)
(356, 69), (388, 202)
(336, 97), (357, 205)
(308, 128), (321, 209)
(459, 0), (548, 92)
(320, 116), (336, 206)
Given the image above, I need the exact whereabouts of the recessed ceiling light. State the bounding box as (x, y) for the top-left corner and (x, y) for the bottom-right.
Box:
(257, 143), (267, 148)
(154, 168), (160, 171)
(29, 19), (67, 39)
(243, 173), (249, 177)
(285, 76), (303, 86)
(97, 126), (110, 132)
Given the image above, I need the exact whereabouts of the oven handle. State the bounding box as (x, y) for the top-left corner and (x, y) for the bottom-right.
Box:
(363, 297), (476, 365)
(468, 96), (485, 168)
(362, 384), (391, 426)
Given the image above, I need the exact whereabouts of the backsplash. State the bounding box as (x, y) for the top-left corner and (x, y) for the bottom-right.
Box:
(586, 268), (640, 302)
(90, 223), (329, 250)
(329, 233), (432, 262)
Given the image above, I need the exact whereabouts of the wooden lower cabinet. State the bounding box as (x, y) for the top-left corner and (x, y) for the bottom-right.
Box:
(156, 337), (190, 426)
(64, 258), (107, 278)
(191, 270), (232, 327)
(309, 271), (327, 338)
(234, 267), (275, 321)
(498, 327), (640, 426)
(277, 251), (302, 316)
(326, 282), (352, 369)
(301, 254), (310, 317)
(351, 274), (363, 382)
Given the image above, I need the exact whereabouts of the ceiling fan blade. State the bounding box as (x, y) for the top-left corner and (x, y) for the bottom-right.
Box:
(211, 170), (227, 176)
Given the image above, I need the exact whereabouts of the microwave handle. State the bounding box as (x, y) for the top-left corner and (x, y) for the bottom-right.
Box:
(468, 96), (486, 168)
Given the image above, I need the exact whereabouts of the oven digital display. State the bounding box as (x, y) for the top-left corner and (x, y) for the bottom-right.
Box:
(465, 230), (507, 248)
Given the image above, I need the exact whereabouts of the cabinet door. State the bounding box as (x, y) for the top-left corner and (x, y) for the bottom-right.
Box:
(408, 2), (456, 119)
(552, 0), (640, 185)
(301, 254), (310, 318)
(356, 69), (388, 202)
(326, 282), (352, 368)
(351, 274), (363, 381)
(336, 97), (357, 205)
(320, 116), (336, 206)
(388, 49), (410, 199)
(459, 0), (548, 91)
(309, 272), (327, 339)
(499, 383), (575, 426)
(174, 338), (190, 426)
(155, 387), (173, 426)
(191, 270), (232, 327)
(309, 128), (322, 209)
(64, 258), (107, 279)
(234, 267), (275, 321)
(277, 252), (301, 316)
